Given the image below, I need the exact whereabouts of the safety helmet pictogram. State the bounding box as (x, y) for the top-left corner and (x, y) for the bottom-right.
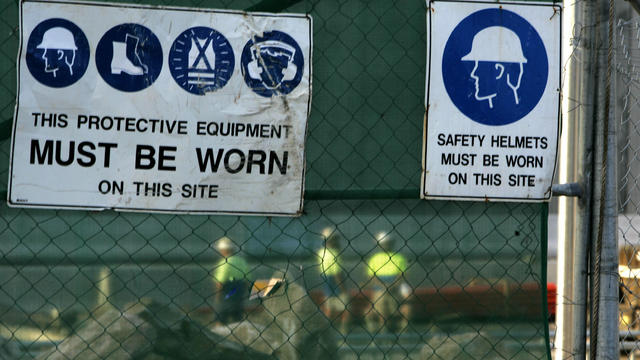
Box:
(37, 27), (78, 50)
(461, 26), (527, 63)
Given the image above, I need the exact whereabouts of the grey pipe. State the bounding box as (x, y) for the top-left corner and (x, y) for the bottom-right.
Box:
(555, 0), (597, 358)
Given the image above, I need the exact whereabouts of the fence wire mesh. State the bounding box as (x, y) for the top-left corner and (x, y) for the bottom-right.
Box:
(617, 3), (640, 359)
(0, 0), (550, 359)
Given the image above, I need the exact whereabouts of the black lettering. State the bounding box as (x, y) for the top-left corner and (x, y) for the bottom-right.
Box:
(224, 149), (246, 174)
(247, 124), (259, 137)
(196, 148), (224, 172)
(483, 154), (499, 167)
(235, 123), (245, 136)
(181, 183), (192, 197)
(55, 140), (74, 166)
(208, 184), (218, 198)
(77, 114), (87, 128)
(165, 120), (176, 134)
(77, 141), (96, 167)
(88, 115), (99, 129)
(161, 183), (172, 197)
(178, 121), (188, 135)
(505, 155), (544, 168)
(135, 145), (156, 170)
(442, 153), (454, 165)
(247, 150), (266, 174)
(473, 173), (501, 186)
(196, 121), (206, 135)
(268, 151), (288, 175)
(98, 143), (117, 168)
(41, 113), (54, 127)
(57, 114), (68, 128)
(32, 112), (41, 127)
(158, 146), (176, 171)
(30, 139), (53, 164)
(219, 123), (231, 136)
(441, 153), (476, 166)
(271, 125), (281, 138)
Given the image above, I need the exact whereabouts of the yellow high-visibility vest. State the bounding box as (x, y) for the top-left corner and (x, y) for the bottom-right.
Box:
(317, 247), (342, 276)
(367, 252), (407, 277)
(214, 255), (251, 283)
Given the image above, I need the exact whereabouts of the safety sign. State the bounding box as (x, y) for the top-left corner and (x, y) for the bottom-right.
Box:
(10, 0), (312, 216)
(421, 0), (561, 202)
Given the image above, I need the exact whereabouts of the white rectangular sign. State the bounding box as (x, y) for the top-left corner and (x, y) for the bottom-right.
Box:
(422, 0), (561, 202)
(10, 0), (312, 215)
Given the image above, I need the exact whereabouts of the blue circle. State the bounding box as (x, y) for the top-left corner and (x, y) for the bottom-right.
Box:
(240, 31), (304, 97)
(26, 18), (90, 88)
(442, 9), (548, 126)
(95, 24), (162, 92)
(169, 27), (234, 95)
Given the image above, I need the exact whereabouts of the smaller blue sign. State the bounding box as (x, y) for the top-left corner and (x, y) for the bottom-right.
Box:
(95, 24), (162, 92)
(169, 27), (235, 95)
(26, 18), (90, 88)
(442, 8), (548, 126)
(240, 31), (304, 97)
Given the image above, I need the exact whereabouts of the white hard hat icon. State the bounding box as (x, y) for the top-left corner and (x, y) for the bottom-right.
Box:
(461, 26), (527, 63)
(37, 27), (78, 50)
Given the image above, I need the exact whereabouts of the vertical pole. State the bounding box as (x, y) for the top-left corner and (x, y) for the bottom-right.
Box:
(555, 0), (597, 358)
(592, 0), (619, 356)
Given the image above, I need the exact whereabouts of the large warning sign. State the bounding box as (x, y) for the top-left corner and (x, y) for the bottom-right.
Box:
(10, 0), (312, 216)
(422, 1), (561, 202)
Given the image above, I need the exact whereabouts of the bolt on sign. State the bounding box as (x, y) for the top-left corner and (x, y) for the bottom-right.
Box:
(10, 0), (312, 216)
(421, 0), (561, 201)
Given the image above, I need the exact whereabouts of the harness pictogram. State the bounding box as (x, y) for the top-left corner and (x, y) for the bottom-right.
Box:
(169, 27), (234, 95)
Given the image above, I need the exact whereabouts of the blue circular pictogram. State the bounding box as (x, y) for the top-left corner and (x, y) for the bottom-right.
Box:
(240, 31), (304, 97)
(26, 18), (90, 88)
(169, 27), (235, 95)
(442, 8), (548, 126)
(95, 23), (162, 92)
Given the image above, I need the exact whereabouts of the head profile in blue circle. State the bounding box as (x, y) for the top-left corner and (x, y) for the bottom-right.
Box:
(240, 31), (304, 97)
(26, 18), (90, 88)
(442, 8), (548, 126)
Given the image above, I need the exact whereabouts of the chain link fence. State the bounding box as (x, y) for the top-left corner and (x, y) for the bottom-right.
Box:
(617, 1), (640, 358)
(0, 0), (551, 359)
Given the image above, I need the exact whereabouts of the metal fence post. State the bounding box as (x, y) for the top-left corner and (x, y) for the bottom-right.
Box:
(591, 0), (619, 356)
(555, 0), (597, 358)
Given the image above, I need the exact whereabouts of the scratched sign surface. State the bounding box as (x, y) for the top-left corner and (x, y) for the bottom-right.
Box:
(10, 0), (312, 216)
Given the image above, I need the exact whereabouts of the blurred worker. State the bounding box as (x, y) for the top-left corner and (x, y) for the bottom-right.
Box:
(365, 232), (410, 333)
(213, 236), (252, 325)
(317, 232), (350, 333)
